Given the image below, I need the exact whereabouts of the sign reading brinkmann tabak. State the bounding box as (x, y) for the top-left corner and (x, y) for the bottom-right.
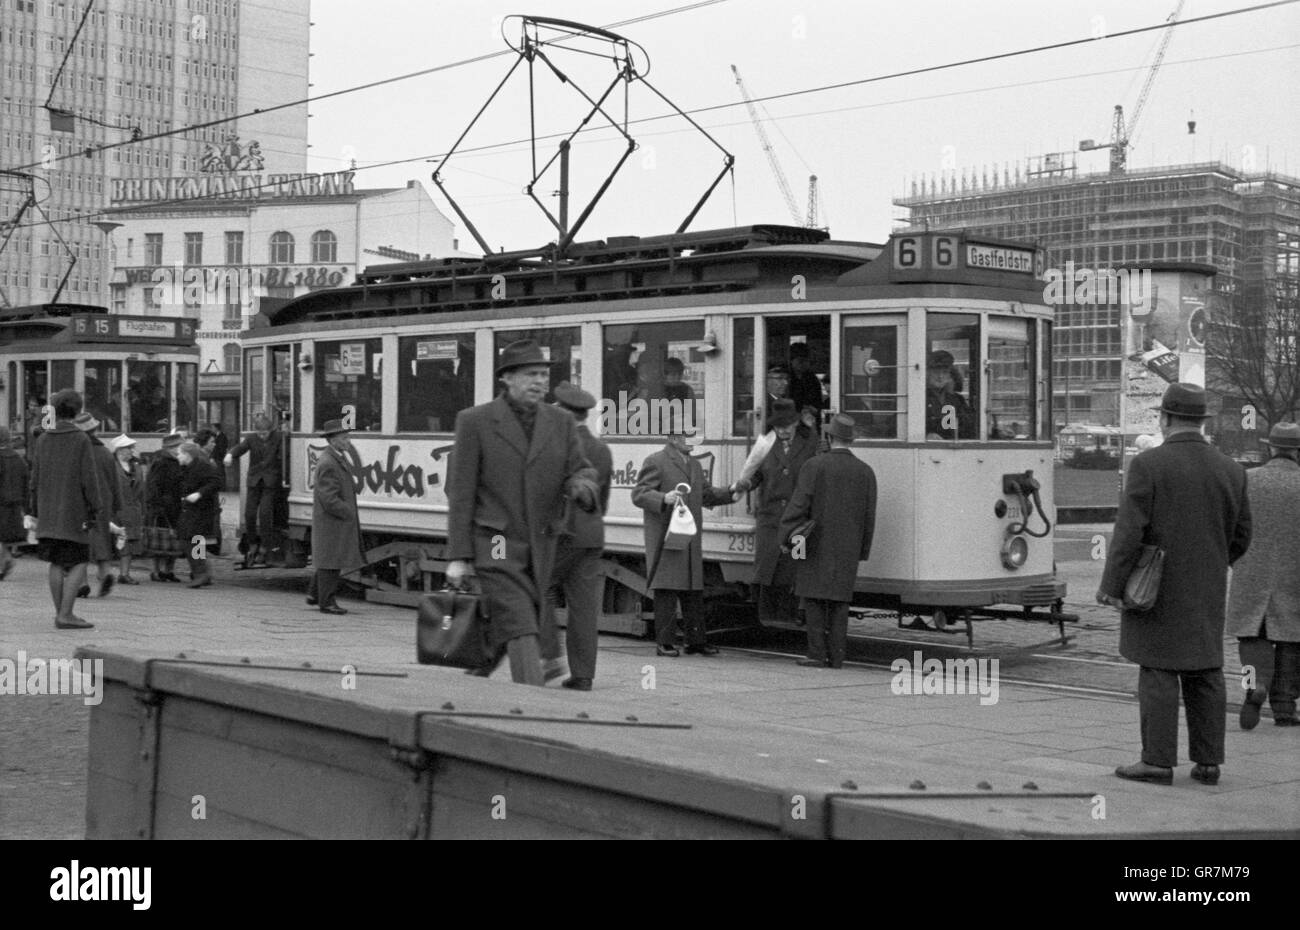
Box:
(110, 171), (356, 203)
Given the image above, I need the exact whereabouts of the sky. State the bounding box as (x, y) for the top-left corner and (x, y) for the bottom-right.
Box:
(300, 0), (1300, 252)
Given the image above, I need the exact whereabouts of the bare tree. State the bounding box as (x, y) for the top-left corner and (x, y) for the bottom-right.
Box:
(1207, 277), (1300, 430)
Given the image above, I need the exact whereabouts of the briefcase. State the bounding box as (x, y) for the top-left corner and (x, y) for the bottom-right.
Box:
(1122, 544), (1165, 612)
(416, 586), (494, 668)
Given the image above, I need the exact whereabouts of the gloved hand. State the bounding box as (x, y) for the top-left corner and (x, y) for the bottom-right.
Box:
(568, 476), (599, 513)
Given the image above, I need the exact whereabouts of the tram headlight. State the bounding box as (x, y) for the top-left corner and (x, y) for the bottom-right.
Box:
(1001, 533), (1029, 570)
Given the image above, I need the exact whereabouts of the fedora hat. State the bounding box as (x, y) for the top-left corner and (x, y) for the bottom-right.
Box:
(768, 398), (799, 429)
(161, 432), (184, 450)
(1151, 382), (1212, 419)
(319, 419), (351, 438)
(496, 339), (552, 377)
(108, 434), (137, 453)
(72, 411), (100, 432)
(553, 381), (596, 411)
(1264, 421), (1300, 449)
(826, 413), (856, 442)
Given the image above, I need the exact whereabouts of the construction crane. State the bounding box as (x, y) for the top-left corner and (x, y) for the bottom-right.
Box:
(731, 64), (820, 228)
(1079, 0), (1184, 174)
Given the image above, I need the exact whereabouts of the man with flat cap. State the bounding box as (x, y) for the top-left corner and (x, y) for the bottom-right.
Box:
(446, 341), (600, 686)
(1227, 421), (1300, 729)
(779, 413), (876, 668)
(308, 419), (364, 615)
(1099, 382), (1252, 786)
(538, 381), (614, 691)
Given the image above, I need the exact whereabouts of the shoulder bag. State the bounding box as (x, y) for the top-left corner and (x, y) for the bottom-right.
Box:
(1122, 544), (1165, 611)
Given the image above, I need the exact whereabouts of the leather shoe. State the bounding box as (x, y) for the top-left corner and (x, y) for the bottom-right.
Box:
(1275, 716), (1299, 727)
(98, 574), (116, 597)
(55, 616), (94, 630)
(797, 657), (827, 668)
(1114, 762), (1173, 785)
(1240, 691), (1264, 730)
(562, 677), (593, 691)
(305, 596), (319, 606)
(1190, 764), (1220, 785)
(76, 584), (91, 598)
(655, 645), (679, 657)
(188, 576), (212, 589)
(684, 644), (719, 656)
(319, 605), (348, 615)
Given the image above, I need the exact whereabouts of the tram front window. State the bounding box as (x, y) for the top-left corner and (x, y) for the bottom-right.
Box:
(84, 360), (123, 432)
(127, 360), (172, 433)
(987, 318), (1036, 441)
(176, 362), (198, 434)
(925, 313), (978, 440)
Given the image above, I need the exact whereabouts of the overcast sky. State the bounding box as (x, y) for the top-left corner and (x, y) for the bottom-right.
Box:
(302, 0), (1299, 252)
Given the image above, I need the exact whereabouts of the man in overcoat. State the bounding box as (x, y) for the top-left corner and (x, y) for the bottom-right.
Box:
(225, 411), (285, 568)
(308, 420), (365, 615)
(445, 341), (599, 685)
(779, 413), (876, 668)
(1099, 383), (1252, 786)
(632, 419), (735, 657)
(732, 399), (819, 625)
(27, 390), (107, 629)
(1226, 421), (1300, 728)
(538, 382), (614, 691)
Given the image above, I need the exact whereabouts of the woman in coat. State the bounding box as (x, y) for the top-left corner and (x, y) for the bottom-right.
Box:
(109, 435), (147, 584)
(176, 441), (222, 588)
(0, 425), (28, 580)
(146, 433), (185, 582)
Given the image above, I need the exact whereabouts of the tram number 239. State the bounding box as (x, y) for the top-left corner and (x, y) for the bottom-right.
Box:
(727, 533), (755, 554)
(893, 235), (958, 271)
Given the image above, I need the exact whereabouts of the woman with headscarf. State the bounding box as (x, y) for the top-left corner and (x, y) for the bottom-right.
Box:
(176, 440), (222, 588)
(109, 435), (147, 584)
(146, 433), (185, 582)
(0, 425), (28, 580)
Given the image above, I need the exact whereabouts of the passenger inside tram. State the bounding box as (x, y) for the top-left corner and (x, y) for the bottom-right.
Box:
(924, 349), (976, 440)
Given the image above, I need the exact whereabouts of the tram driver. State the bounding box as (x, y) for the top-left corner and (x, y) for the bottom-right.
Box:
(924, 350), (975, 440)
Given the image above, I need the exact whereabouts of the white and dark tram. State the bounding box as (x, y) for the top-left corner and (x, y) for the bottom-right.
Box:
(239, 225), (1067, 643)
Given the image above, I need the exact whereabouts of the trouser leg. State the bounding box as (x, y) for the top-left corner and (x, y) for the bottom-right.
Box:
(1181, 667), (1226, 765)
(306, 572), (317, 600)
(256, 485), (278, 554)
(1137, 666), (1181, 768)
(507, 634), (544, 686)
(1238, 635), (1275, 705)
(826, 601), (850, 667)
(681, 590), (707, 646)
(243, 484), (262, 548)
(803, 598), (829, 663)
(564, 547), (602, 679)
(539, 543), (573, 663)
(1271, 641), (1300, 718)
(315, 569), (340, 607)
(653, 590), (680, 647)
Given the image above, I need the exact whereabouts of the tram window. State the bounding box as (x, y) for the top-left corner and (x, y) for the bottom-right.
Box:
(493, 327), (580, 403)
(732, 317), (754, 436)
(243, 348), (265, 427)
(841, 319), (905, 439)
(271, 346), (294, 430)
(84, 360), (123, 432)
(51, 359), (75, 395)
(315, 338), (383, 431)
(987, 318), (1036, 441)
(127, 360), (171, 432)
(602, 320), (705, 436)
(176, 362), (198, 434)
(398, 333), (475, 432)
(925, 314), (979, 441)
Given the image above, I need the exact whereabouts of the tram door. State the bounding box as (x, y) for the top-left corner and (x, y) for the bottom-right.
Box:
(758, 315), (831, 426)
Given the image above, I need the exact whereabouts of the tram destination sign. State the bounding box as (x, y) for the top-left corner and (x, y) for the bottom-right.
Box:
(965, 243), (1036, 274)
(887, 233), (1043, 281)
(70, 314), (196, 345)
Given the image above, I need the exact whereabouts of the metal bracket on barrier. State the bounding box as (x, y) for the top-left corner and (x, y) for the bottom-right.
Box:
(145, 657), (409, 678)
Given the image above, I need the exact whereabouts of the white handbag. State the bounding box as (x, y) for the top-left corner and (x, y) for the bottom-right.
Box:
(663, 482), (696, 550)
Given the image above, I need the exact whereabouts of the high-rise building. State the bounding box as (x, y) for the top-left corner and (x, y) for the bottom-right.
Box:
(0, 0), (309, 308)
(894, 159), (1300, 448)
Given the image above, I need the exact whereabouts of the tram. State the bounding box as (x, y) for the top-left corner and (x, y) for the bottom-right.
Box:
(0, 303), (200, 453)
(239, 224), (1066, 636)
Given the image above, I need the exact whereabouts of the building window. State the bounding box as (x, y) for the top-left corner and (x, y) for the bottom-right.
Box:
(184, 232), (203, 266)
(144, 233), (162, 265)
(310, 230), (337, 263)
(224, 230), (243, 264)
(269, 231), (294, 264)
(223, 343), (241, 373)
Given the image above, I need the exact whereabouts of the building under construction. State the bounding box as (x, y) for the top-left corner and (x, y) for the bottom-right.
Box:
(894, 158), (1300, 449)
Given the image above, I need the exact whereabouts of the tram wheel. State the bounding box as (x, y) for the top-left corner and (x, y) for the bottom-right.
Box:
(933, 608), (949, 631)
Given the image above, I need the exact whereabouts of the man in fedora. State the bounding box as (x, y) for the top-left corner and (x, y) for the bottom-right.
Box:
(307, 420), (364, 615)
(538, 382), (614, 691)
(779, 413), (876, 668)
(1099, 382), (1252, 786)
(732, 398), (819, 626)
(1227, 421), (1300, 728)
(445, 340), (599, 685)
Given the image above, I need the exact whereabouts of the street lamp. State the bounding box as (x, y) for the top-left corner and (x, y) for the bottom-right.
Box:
(92, 221), (122, 312)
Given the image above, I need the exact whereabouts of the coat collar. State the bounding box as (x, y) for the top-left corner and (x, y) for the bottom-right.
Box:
(1263, 456), (1300, 471)
(47, 421), (80, 435)
(1164, 432), (1208, 445)
(489, 393), (534, 460)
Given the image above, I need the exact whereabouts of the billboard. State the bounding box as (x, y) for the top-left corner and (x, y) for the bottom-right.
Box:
(1121, 269), (1213, 436)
